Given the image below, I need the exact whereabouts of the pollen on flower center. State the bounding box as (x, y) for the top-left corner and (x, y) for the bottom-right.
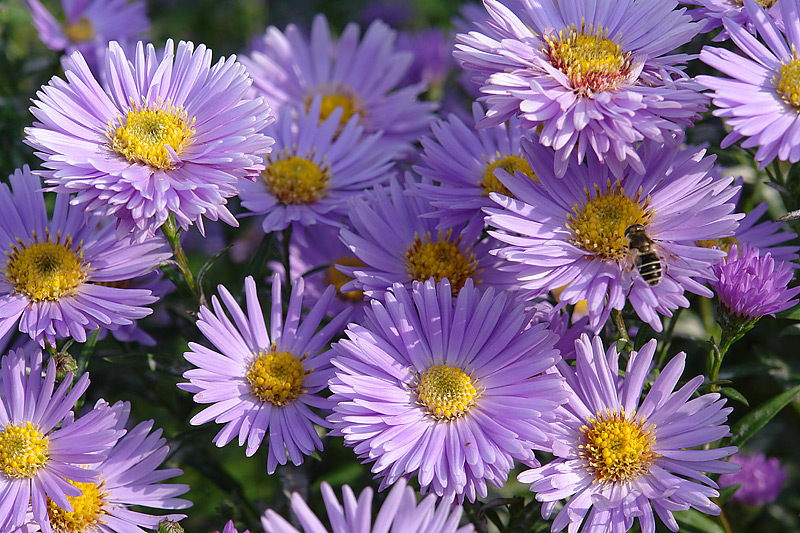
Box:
(263, 155), (331, 205)
(5, 231), (87, 301)
(415, 364), (481, 420)
(246, 347), (310, 406)
(0, 422), (49, 479)
(567, 182), (653, 260)
(480, 154), (537, 197)
(731, 0), (777, 6)
(305, 88), (363, 127)
(776, 53), (800, 110)
(545, 23), (633, 96)
(63, 16), (94, 42)
(405, 230), (479, 295)
(696, 236), (738, 254)
(579, 409), (657, 484)
(47, 479), (108, 532)
(328, 257), (365, 303)
(109, 101), (195, 170)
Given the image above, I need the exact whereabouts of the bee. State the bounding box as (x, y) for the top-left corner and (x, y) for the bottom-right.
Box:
(624, 224), (662, 286)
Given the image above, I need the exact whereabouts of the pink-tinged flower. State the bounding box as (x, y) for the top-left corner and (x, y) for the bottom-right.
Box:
(328, 279), (568, 502)
(179, 275), (350, 474)
(485, 138), (741, 332)
(698, 0), (800, 167)
(25, 39), (274, 241)
(242, 14), (436, 160)
(720, 452), (787, 506)
(711, 244), (800, 320)
(455, 0), (706, 177)
(238, 95), (394, 241)
(518, 335), (739, 533)
(261, 478), (475, 533)
(0, 166), (170, 346)
(0, 348), (123, 532)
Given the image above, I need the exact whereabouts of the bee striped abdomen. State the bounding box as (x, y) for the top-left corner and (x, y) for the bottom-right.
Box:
(635, 252), (662, 285)
(625, 224), (663, 286)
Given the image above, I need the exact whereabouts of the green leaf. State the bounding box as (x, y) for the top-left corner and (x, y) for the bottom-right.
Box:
(718, 484), (741, 506)
(674, 509), (726, 533)
(778, 302), (800, 320)
(779, 323), (800, 337)
(725, 383), (800, 448)
(719, 387), (749, 407)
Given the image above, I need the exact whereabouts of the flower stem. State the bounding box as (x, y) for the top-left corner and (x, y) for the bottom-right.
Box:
(162, 214), (200, 303)
(611, 309), (632, 348)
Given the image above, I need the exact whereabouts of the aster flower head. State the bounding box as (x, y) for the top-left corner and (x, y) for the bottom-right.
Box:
(25, 39), (274, 241)
(328, 278), (568, 502)
(242, 14), (436, 159)
(180, 275), (351, 474)
(213, 520), (249, 533)
(0, 348), (123, 532)
(261, 479), (474, 533)
(681, 0), (783, 38)
(238, 95), (394, 241)
(518, 334), (739, 532)
(339, 176), (518, 299)
(698, 0), (800, 167)
(720, 452), (787, 506)
(485, 138), (742, 332)
(0, 166), (170, 346)
(454, 0), (707, 177)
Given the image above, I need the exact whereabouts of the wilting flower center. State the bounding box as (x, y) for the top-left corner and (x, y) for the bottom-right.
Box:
(405, 230), (478, 295)
(545, 23), (632, 95)
(776, 53), (800, 110)
(246, 347), (310, 406)
(47, 479), (108, 532)
(480, 154), (537, 197)
(416, 365), (481, 420)
(63, 16), (94, 42)
(263, 155), (331, 205)
(328, 257), (365, 302)
(579, 409), (657, 484)
(5, 231), (87, 301)
(306, 89), (363, 127)
(568, 182), (653, 260)
(109, 101), (195, 169)
(696, 236), (738, 254)
(0, 422), (49, 479)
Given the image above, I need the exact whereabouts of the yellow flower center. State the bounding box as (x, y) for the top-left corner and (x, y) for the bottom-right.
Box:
(579, 409), (657, 484)
(405, 230), (478, 295)
(63, 16), (94, 43)
(545, 23), (633, 96)
(47, 479), (108, 532)
(696, 236), (738, 254)
(415, 364), (481, 420)
(776, 51), (800, 110)
(480, 154), (537, 197)
(731, 0), (777, 6)
(328, 257), (365, 303)
(567, 182), (653, 260)
(262, 155), (331, 205)
(305, 88), (363, 128)
(109, 101), (195, 169)
(4, 231), (87, 301)
(0, 422), (49, 479)
(245, 347), (310, 406)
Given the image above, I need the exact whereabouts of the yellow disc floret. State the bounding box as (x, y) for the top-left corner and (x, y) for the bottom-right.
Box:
(405, 230), (479, 295)
(0, 422), (49, 479)
(696, 236), (738, 254)
(4, 230), (87, 301)
(567, 181), (653, 260)
(415, 364), (481, 420)
(263, 154), (331, 205)
(63, 17), (94, 43)
(480, 154), (537, 197)
(545, 23), (633, 96)
(776, 50), (800, 110)
(109, 100), (195, 169)
(305, 88), (363, 127)
(579, 409), (658, 484)
(246, 347), (310, 406)
(328, 257), (365, 303)
(47, 479), (108, 532)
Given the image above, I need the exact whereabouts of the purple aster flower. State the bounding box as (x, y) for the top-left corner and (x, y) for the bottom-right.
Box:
(711, 244), (800, 320)
(242, 14), (436, 159)
(339, 177), (518, 299)
(518, 334), (739, 533)
(720, 452), (787, 506)
(25, 39), (274, 241)
(261, 478), (475, 533)
(396, 28), (455, 88)
(698, 0), (800, 167)
(328, 278), (568, 502)
(179, 275), (351, 474)
(411, 102), (535, 235)
(0, 348), (123, 532)
(238, 95), (394, 241)
(213, 520), (249, 533)
(454, 0), (706, 177)
(485, 138), (741, 332)
(680, 0), (783, 38)
(0, 166), (170, 346)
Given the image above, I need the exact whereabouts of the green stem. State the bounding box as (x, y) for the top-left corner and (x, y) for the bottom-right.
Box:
(611, 309), (632, 348)
(161, 215), (200, 302)
(281, 226), (292, 299)
(654, 307), (682, 373)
